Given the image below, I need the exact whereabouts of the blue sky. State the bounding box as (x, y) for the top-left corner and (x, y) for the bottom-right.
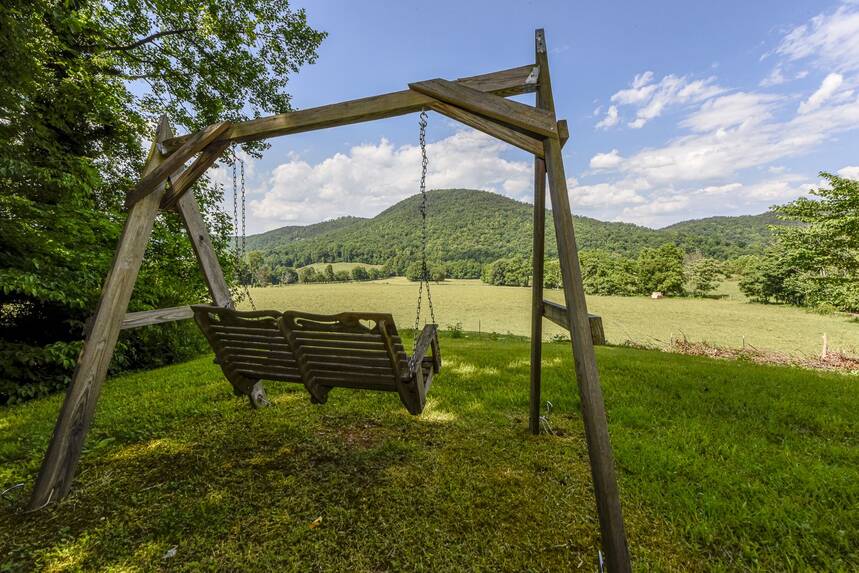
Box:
(229, 0), (859, 232)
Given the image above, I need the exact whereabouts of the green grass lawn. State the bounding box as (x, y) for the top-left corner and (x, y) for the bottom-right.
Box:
(1, 337), (856, 571)
(245, 279), (859, 356)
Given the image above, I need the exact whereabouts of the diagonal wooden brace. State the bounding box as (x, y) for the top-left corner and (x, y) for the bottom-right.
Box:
(409, 78), (557, 139)
(161, 139), (231, 210)
(125, 121), (231, 209)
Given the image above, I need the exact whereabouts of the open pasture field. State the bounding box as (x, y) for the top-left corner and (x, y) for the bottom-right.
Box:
(245, 279), (859, 356)
(1, 338), (856, 571)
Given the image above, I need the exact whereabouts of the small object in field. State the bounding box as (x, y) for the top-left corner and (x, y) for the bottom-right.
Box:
(163, 546), (177, 559)
(309, 516), (323, 529)
(651, 291), (664, 299)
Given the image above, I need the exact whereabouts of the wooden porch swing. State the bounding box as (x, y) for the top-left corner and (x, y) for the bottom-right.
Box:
(29, 30), (631, 572)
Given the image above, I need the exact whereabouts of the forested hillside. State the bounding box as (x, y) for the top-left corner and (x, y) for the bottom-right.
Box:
(247, 188), (775, 273)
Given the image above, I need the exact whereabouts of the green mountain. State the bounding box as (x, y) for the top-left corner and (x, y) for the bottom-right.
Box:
(246, 189), (775, 273)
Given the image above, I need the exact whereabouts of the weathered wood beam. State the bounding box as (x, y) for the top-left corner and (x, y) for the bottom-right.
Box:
(537, 28), (631, 572)
(529, 77), (548, 436)
(409, 78), (557, 138)
(159, 65), (540, 153)
(125, 121), (231, 209)
(558, 119), (570, 147)
(176, 191), (234, 309)
(541, 300), (606, 345)
(121, 305), (194, 329)
(29, 117), (175, 510)
(426, 100), (544, 157)
(161, 139), (230, 210)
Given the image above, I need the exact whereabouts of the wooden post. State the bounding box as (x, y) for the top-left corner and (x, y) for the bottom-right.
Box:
(176, 191), (233, 309)
(536, 29), (631, 571)
(29, 117), (174, 509)
(529, 82), (547, 436)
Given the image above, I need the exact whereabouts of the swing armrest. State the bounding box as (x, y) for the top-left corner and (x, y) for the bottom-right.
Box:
(411, 324), (440, 374)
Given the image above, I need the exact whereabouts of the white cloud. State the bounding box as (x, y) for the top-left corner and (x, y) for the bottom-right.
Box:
(248, 129), (531, 230)
(596, 105), (619, 129)
(798, 73), (844, 113)
(608, 72), (726, 128)
(838, 165), (859, 179)
(775, 3), (859, 73)
(681, 92), (781, 132)
(589, 149), (623, 170)
(697, 183), (743, 195)
(568, 179), (649, 207)
(760, 65), (787, 87)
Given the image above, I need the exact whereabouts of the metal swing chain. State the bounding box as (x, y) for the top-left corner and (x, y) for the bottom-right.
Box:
(231, 146), (256, 310)
(413, 110), (436, 351)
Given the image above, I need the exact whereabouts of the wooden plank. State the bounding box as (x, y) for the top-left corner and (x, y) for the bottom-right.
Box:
(29, 117), (175, 510)
(537, 28), (631, 573)
(558, 119), (570, 148)
(159, 65), (540, 152)
(161, 139), (230, 210)
(409, 78), (557, 138)
(529, 80), (548, 436)
(121, 305), (193, 330)
(125, 121), (231, 208)
(175, 192), (234, 309)
(541, 300), (606, 346)
(426, 100), (544, 157)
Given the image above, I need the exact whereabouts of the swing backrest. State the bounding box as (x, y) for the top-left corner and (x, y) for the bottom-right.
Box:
(192, 305), (301, 383)
(278, 311), (410, 393)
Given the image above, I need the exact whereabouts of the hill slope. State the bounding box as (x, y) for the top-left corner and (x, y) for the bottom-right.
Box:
(247, 189), (775, 271)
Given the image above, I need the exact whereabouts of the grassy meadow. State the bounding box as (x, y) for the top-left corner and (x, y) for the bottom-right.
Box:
(1, 336), (857, 571)
(244, 278), (858, 357)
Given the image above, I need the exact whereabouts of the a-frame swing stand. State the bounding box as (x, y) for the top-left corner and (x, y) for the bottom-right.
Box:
(29, 30), (631, 572)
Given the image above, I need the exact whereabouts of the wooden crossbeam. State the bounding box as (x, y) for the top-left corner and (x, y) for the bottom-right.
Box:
(121, 305), (194, 329)
(159, 65), (540, 153)
(409, 78), (557, 138)
(541, 300), (605, 345)
(125, 121), (231, 209)
(426, 100), (544, 157)
(161, 139), (230, 210)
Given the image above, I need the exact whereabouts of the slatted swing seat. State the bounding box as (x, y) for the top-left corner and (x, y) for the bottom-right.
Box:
(279, 311), (440, 415)
(191, 305), (302, 407)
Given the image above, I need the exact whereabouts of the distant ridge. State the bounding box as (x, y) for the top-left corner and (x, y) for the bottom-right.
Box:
(245, 189), (774, 269)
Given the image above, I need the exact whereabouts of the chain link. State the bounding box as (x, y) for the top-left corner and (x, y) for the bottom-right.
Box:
(413, 110), (436, 351)
(231, 146), (256, 310)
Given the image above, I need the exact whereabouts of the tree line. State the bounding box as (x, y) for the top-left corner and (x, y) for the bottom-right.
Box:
(481, 244), (722, 297)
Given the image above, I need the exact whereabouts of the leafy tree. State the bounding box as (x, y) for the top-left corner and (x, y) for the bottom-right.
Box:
(351, 266), (369, 281)
(769, 173), (859, 311)
(298, 267), (318, 283)
(687, 258), (723, 296)
(430, 266), (448, 282)
(323, 264), (336, 282)
(481, 257), (530, 287)
(636, 244), (686, 296)
(737, 251), (802, 304)
(334, 270), (351, 282)
(367, 268), (385, 280)
(280, 267), (299, 284)
(544, 260), (562, 289)
(0, 1), (324, 403)
(579, 250), (638, 295)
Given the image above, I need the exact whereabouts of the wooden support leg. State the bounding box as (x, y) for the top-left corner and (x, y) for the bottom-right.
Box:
(28, 117), (174, 509)
(535, 28), (630, 571)
(529, 153), (547, 435)
(544, 137), (631, 571)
